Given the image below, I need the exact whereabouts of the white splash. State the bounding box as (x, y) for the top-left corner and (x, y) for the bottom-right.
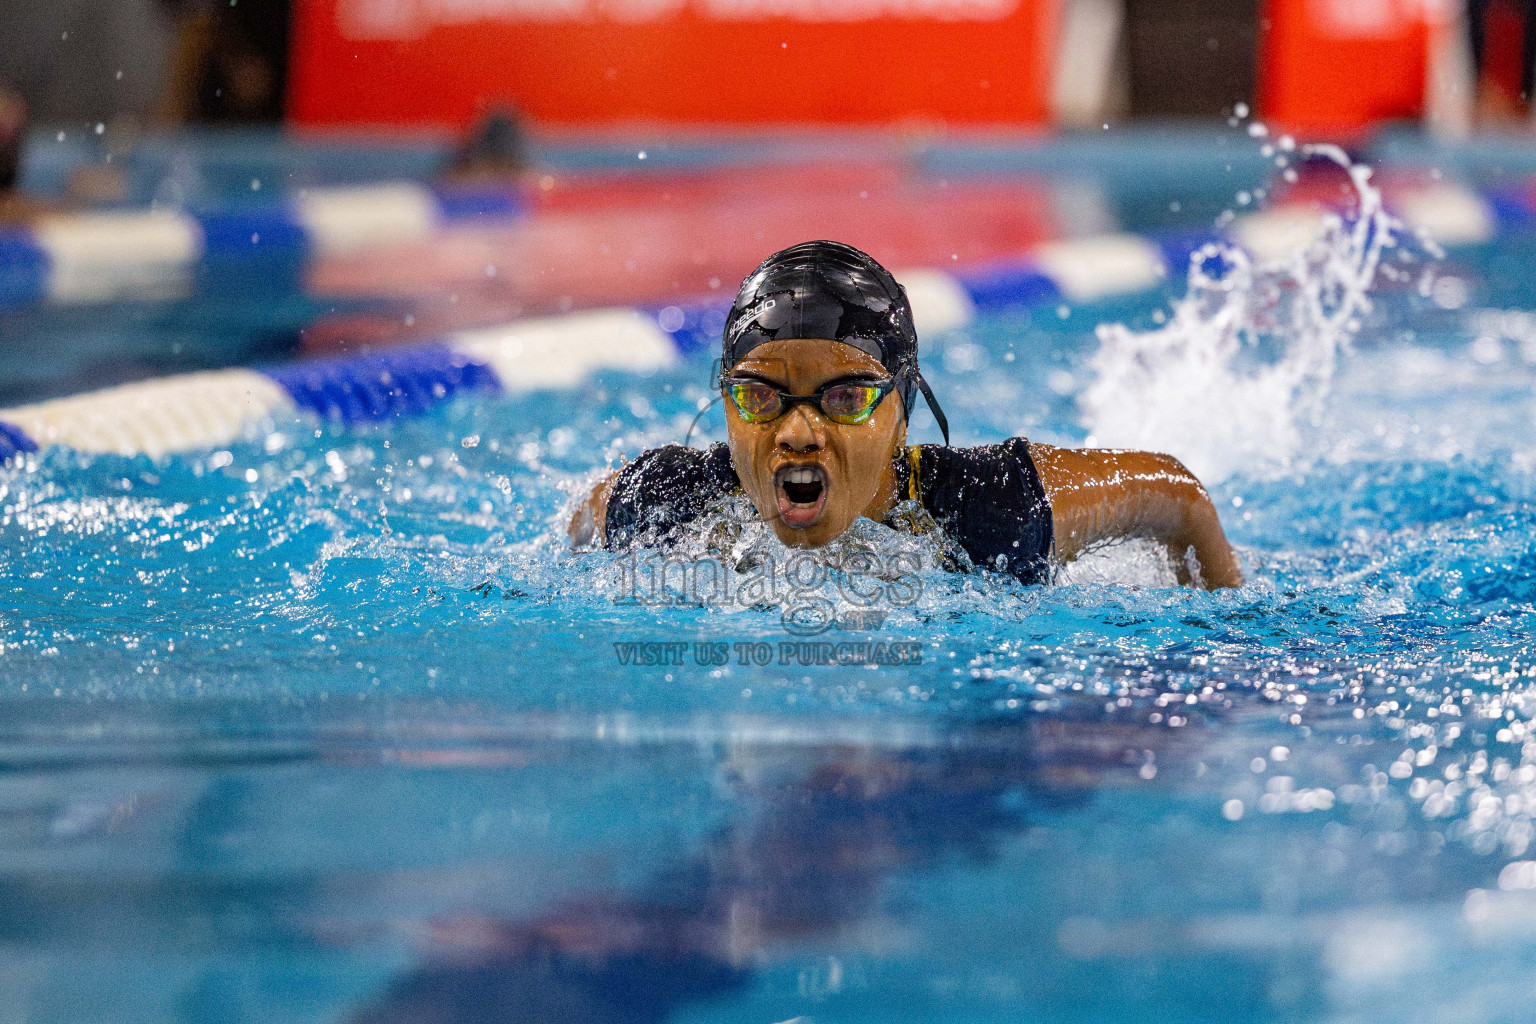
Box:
(1079, 144), (1403, 483)
(1053, 537), (1180, 588)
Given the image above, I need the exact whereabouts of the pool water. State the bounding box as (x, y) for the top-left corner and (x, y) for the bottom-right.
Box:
(5, 200), (1536, 1020)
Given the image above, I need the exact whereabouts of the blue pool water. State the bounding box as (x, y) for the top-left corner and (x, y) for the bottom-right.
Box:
(6, 186), (1536, 1020)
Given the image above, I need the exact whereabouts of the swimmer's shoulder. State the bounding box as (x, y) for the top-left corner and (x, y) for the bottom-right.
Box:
(604, 442), (739, 549)
(613, 442), (734, 486)
(902, 437), (1044, 504)
(898, 437), (1052, 582)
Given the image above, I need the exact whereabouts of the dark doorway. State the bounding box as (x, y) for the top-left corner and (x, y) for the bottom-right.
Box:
(1125, 0), (1260, 117)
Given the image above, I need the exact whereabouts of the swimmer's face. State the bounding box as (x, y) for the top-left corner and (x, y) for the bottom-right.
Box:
(723, 339), (906, 548)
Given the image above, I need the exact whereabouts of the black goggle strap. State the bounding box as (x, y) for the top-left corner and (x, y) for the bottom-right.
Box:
(913, 371), (950, 446)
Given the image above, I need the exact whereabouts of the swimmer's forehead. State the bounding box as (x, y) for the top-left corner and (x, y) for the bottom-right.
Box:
(730, 339), (889, 381)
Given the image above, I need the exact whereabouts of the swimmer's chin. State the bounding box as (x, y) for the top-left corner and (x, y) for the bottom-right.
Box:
(768, 522), (845, 548)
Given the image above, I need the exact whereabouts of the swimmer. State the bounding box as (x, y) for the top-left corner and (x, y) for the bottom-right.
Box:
(0, 85), (29, 222)
(569, 240), (1241, 589)
(443, 107), (530, 186)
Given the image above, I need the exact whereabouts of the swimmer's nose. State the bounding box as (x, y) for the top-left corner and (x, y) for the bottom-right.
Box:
(774, 403), (825, 453)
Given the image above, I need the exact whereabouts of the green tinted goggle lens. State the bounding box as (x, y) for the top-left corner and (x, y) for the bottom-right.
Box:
(725, 380), (889, 425)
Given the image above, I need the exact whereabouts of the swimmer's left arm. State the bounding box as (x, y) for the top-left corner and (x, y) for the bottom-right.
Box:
(1027, 443), (1243, 589)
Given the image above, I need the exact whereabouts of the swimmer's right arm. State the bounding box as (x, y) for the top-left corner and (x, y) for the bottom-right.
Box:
(567, 471), (619, 549)
(1027, 442), (1243, 589)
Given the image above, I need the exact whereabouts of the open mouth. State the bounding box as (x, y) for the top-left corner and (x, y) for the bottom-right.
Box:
(774, 463), (828, 529)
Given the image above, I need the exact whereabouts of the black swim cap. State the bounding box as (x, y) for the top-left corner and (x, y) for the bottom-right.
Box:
(720, 240), (949, 443)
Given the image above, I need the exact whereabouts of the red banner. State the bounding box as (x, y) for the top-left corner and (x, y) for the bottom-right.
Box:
(1258, 0), (1447, 134)
(289, 0), (1060, 127)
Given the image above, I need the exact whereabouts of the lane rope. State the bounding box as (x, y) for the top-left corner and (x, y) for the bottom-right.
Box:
(0, 179), (1517, 460)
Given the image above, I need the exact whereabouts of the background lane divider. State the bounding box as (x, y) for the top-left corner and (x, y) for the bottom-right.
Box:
(0, 180), (1517, 461)
(265, 345), (501, 424)
(0, 182), (525, 308)
(0, 371), (295, 458)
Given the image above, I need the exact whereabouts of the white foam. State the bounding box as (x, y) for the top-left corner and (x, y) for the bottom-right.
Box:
(1080, 144), (1402, 483)
(1053, 537), (1181, 588)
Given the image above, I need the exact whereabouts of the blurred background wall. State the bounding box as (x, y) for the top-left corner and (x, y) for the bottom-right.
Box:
(277, 0), (1468, 134)
(0, 0), (1524, 409)
(0, 0), (1526, 163)
(0, 0), (179, 126)
(0, 0), (289, 128)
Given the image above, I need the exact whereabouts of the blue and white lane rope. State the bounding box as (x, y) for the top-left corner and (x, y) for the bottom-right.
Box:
(0, 180), (1521, 462)
(0, 181), (522, 307)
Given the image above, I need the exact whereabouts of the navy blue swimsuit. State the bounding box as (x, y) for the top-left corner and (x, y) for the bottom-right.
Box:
(604, 438), (1054, 585)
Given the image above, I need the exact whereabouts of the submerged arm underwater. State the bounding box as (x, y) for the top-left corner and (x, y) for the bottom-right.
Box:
(1027, 443), (1243, 589)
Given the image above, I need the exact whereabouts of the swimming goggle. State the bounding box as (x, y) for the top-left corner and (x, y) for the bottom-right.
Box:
(720, 375), (897, 426)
